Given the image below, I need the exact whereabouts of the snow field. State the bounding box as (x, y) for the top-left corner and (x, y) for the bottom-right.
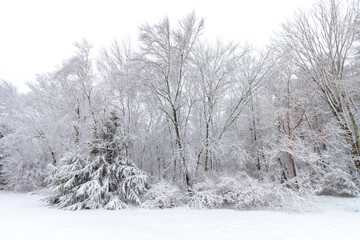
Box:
(1, 192), (360, 240)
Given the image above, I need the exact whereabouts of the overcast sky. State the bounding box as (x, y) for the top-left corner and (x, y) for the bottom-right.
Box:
(0, 0), (316, 92)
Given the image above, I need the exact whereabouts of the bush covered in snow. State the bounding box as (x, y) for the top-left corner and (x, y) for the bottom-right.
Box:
(1, 128), (50, 192)
(220, 176), (311, 210)
(141, 180), (182, 209)
(317, 168), (360, 197)
(186, 174), (311, 211)
(188, 180), (222, 209)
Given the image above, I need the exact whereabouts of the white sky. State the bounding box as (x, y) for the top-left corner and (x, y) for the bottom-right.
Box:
(0, 0), (316, 92)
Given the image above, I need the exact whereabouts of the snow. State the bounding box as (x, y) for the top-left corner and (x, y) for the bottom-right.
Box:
(0, 192), (359, 240)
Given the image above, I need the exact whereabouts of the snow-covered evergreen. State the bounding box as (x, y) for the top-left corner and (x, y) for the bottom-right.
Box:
(46, 112), (147, 210)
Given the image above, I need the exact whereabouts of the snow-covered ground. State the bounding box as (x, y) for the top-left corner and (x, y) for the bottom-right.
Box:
(0, 192), (359, 240)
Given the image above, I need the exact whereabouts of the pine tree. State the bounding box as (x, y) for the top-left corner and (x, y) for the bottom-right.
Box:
(46, 112), (147, 210)
(46, 150), (89, 210)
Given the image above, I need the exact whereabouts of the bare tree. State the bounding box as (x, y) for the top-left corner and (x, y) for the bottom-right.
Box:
(138, 13), (204, 186)
(279, 0), (360, 170)
(192, 40), (248, 171)
(29, 40), (97, 150)
(97, 39), (142, 158)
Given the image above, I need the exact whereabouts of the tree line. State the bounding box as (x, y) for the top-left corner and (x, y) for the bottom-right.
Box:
(0, 0), (359, 210)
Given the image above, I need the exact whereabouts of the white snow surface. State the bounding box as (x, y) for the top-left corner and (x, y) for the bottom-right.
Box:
(0, 192), (359, 240)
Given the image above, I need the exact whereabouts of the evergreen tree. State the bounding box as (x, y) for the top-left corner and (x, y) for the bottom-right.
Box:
(46, 112), (147, 210)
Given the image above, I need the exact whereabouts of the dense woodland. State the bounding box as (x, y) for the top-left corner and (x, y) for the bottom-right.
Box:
(1, 0), (360, 210)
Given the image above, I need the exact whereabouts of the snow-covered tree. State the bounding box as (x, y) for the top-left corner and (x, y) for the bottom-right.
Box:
(0, 81), (51, 191)
(2, 0), (360, 209)
(0, 81), (17, 187)
(46, 112), (147, 210)
(138, 12), (204, 186)
(278, 0), (360, 172)
(0, 124), (10, 187)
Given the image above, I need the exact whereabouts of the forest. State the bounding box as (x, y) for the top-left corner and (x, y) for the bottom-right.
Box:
(0, 0), (359, 210)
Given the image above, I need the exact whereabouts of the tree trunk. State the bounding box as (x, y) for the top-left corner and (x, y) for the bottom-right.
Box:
(172, 106), (191, 187)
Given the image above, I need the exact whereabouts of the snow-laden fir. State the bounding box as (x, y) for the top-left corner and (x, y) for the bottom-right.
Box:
(46, 112), (147, 210)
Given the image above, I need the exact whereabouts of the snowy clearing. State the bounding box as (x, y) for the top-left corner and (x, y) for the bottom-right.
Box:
(0, 192), (359, 240)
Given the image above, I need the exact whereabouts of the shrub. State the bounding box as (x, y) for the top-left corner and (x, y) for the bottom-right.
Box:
(317, 169), (360, 197)
(141, 180), (182, 209)
(187, 174), (312, 211)
(188, 180), (222, 209)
